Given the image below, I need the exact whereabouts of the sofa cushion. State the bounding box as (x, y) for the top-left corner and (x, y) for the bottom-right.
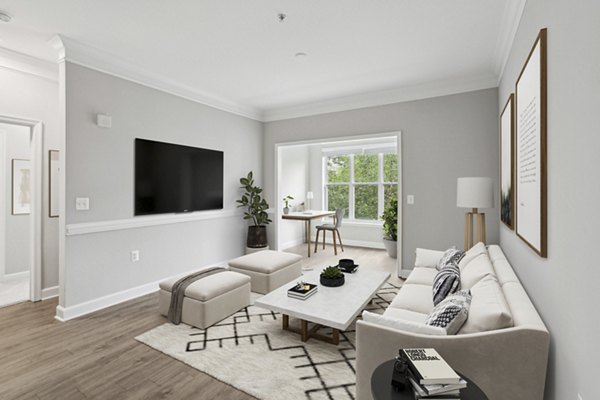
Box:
(458, 242), (487, 270)
(415, 248), (445, 269)
(389, 283), (435, 315)
(460, 252), (496, 288)
(362, 311), (447, 336)
(425, 290), (472, 334)
(383, 307), (428, 323)
(458, 276), (513, 334)
(436, 247), (465, 270)
(404, 267), (438, 286)
(432, 262), (461, 305)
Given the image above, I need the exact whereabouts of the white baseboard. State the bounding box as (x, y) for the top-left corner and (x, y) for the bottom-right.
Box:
(54, 260), (229, 322)
(1, 270), (30, 282)
(310, 237), (385, 250)
(41, 286), (59, 300)
(280, 238), (305, 250)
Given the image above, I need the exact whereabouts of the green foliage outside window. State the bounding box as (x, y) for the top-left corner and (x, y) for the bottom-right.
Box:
(355, 185), (378, 220)
(327, 156), (350, 183)
(327, 186), (349, 218)
(354, 154), (378, 182)
(383, 153), (398, 182)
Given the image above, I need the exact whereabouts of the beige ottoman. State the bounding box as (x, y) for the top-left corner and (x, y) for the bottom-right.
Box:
(228, 250), (303, 294)
(158, 270), (251, 329)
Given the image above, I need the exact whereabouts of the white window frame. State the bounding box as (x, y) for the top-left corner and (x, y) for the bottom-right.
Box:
(324, 152), (397, 222)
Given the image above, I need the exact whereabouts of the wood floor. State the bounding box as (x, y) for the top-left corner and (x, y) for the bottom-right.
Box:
(0, 245), (397, 400)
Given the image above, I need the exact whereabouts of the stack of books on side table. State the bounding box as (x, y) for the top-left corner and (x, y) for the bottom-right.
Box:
(287, 282), (318, 300)
(401, 348), (467, 399)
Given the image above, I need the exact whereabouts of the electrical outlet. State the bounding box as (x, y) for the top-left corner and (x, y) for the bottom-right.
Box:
(407, 195), (415, 205)
(75, 197), (90, 210)
(130, 250), (140, 262)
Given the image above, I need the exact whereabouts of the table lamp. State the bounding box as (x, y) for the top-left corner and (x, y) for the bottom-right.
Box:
(306, 191), (314, 211)
(457, 177), (494, 250)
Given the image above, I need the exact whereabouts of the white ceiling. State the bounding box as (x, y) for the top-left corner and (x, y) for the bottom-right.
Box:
(0, 1), (525, 120)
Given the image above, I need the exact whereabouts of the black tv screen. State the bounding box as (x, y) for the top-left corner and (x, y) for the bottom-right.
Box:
(135, 138), (223, 215)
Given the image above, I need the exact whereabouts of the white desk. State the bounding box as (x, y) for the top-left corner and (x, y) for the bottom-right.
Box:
(281, 211), (335, 257)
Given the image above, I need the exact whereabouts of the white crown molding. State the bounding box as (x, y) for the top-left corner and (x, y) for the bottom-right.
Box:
(54, 262), (228, 321)
(493, 0), (528, 83)
(66, 209), (242, 236)
(0, 46), (58, 82)
(53, 35), (263, 121)
(262, 74), (499, 122)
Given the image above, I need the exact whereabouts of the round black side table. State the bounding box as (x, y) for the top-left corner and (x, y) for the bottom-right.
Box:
(371, 359), (489, 400)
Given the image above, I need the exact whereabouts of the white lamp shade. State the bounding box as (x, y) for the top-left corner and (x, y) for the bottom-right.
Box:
(306, 191), (314, 199)
(457, 177), (494, 209)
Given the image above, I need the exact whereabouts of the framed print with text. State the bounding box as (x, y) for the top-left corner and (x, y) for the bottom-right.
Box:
(500, 94), (515, 229)
(515, 28), (547, 257)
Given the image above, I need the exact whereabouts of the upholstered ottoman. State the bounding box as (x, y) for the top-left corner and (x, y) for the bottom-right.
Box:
(158, 270), (251, 329)
(228, 250), (303, 294)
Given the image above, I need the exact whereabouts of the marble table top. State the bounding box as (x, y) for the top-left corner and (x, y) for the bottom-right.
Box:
(254, 268), (390, 331)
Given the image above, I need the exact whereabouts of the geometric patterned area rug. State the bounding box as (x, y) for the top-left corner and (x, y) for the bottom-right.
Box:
(135, 282), (399, 400)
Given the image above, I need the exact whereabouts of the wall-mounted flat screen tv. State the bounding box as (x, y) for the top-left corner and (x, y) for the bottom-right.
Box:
(135, 138), (223, 216)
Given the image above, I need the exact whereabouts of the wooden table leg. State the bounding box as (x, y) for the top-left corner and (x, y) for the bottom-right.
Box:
(331, 329), (340, 345)
(282, 314), (289, 330)
(306, 220), (311, 258)
(301, 320), (309, 342)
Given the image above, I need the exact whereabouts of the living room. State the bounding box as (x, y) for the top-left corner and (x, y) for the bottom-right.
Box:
(0, 1), (598, 399)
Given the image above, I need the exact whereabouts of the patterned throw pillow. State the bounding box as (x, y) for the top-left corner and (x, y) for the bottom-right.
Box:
(436, 247), (466, 271)
(425, 290), (472, 334)
(432, 261), (461, 306)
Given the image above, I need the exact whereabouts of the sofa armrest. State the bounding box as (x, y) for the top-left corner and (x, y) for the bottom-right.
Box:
(355, 320), (549, 400)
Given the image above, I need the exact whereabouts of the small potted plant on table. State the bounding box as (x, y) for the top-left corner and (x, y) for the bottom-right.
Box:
(320, 266), (345, 287)
(282, 195), (294, 214)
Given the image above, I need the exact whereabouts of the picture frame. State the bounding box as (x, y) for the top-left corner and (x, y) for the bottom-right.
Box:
(12, 159), (31, 215)
(515, 28), (547, 257)
(49, 150), (59, 218)
(500, 94), (515, 229)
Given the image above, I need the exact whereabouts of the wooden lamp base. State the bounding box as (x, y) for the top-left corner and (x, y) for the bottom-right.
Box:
(464, 208), (486, 250)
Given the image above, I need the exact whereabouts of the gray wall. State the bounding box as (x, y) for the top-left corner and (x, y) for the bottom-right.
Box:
(63, 63), (263, 307)
(0, 65), (60, 289)
(264, 88), (500, 268)
(498, 1), (600, 399)
(2, 123), (31, 275)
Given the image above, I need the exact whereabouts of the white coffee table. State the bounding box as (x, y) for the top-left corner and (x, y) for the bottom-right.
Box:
(254, 268), (390, 345)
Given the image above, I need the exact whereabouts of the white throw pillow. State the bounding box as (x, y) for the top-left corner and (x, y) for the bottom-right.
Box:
(458, 276), (514, 334)
(362, 311), (447, 336)
(414, 248), (446, 269)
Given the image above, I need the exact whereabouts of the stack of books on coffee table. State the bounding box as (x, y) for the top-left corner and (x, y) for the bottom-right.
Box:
(401, 348), (467, 399)
(287, 282), (318, 300)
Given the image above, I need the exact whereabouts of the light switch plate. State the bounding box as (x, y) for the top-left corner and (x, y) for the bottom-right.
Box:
(75, 197), (90, 211)
(407, 195), (415, 205)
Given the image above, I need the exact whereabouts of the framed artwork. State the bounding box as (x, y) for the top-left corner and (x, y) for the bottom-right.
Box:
(12, 159), (31, 215)
(515, 28), (547, 257)
(49, 150), (59, 217)
(500, 94), (515, 229)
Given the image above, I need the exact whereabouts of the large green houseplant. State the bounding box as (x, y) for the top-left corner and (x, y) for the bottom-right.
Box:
(237, 171), (272, 248)
(381, 196), (398, 258)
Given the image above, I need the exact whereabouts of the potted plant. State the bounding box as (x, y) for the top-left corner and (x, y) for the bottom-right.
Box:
(237, 171), (272, 248)
(381, 196), (398, 258)
(282, 195), (294, 214)
(320, 266), (345, 287)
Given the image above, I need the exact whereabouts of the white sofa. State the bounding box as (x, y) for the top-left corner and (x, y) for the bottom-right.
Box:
(356, 243), (549, 400)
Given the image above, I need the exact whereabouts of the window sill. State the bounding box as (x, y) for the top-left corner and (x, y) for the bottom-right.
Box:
(323, 218), (383, 227)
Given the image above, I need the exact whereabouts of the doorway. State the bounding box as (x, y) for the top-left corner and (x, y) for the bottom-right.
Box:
(0, 117), (43, 307)
(274, 131), (403, 277)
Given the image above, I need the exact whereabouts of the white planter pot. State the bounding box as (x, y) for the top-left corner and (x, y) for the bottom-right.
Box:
(383, 238), (397, 259)
(283, 207), (289, 215)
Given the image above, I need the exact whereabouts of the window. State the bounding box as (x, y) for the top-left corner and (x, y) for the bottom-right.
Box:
(324, 151), (397, 222)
